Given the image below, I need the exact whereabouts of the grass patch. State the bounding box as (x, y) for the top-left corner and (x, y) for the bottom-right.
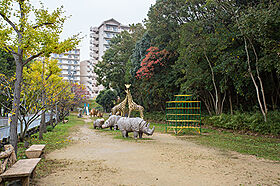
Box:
(17, 114), (85, 178)
(149, 120), (280, 161)
(156, 125), (280, 161)
(192, 128), (280, 161)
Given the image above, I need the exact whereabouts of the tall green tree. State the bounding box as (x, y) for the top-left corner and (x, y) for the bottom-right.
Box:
(130, 32), (151, 76)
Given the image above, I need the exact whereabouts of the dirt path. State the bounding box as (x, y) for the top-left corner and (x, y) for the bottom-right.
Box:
(35, 120), (280, 186)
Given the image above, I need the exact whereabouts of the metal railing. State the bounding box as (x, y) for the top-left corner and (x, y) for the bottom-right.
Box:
(0, 114), (53, 141)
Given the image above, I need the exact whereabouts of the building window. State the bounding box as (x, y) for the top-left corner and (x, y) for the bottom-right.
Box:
(106, 26), (110, 30)
(59, 59), (62, 63)
(59, 54), (63, 57)
(74, 61), (78, 64)
(113, 27), (118, 32)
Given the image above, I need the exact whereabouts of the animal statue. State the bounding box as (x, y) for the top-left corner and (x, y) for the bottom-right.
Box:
(93, 119), (104, 129)
(97, 111), (103, 118)
(90, 108), (98, 117)
(111, 96), (127, 117)
(115, 117), (155, 139)
(125, 89), (144, 119)
(101, 115), (122, 130)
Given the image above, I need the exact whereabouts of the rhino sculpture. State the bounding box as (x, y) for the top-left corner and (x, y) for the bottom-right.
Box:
(116, 117), (155, 139)
(93, 119), (104, 129)
(102, 115), (122, 130)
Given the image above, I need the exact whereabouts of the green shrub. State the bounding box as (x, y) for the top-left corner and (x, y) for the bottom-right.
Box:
(46, 125), (54, 132)
(144, 111), (165, 122)
(204, 111), (280, 135)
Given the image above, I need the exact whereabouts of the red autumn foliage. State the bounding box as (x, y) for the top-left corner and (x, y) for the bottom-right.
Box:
(136, 47), (169, 79)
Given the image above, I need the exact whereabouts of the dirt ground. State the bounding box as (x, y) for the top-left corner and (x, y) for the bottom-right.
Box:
(35, 118), (280, 186)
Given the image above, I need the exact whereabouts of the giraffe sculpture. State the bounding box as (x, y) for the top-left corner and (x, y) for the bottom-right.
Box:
(125, 86), (144, 119)
(111, 95), (127, 116)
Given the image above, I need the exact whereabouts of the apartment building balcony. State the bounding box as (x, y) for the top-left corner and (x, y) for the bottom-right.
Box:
(90, 27), (98, 32)
(87, 86), (93, 92)
(87, 64), (92, 68)
(90, 33), (98, 39)
(59, 62), (80, 67)
(87, 68), (93, 73)
(90, 39), (99, 45)
(104, 28), (119, 33)
(63, 50), (80, 55)
(90, 46), (98, 52)
(90, 52), (98, 59)
(87, 80), (93, 84)
(62, 72), (80, 76)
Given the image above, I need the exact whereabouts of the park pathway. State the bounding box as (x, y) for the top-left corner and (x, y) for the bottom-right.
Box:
(35, 119), (280, 186)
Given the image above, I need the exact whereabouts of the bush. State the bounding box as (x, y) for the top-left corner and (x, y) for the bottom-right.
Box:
(204, 111), (280, 135)
(144, 111), (165, 122)
(46, 125), (54, 132)
(96, 89), (117, 113)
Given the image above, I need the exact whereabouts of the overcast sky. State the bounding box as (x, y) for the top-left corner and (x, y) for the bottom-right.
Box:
(37, 0), (156, 61)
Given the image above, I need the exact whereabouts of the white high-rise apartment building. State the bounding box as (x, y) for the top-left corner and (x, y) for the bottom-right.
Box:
(51, 49), (80, 84)
(86, 18), (130, 97)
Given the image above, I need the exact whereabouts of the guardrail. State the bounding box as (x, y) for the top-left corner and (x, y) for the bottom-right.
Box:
(0, 114), (53, 142)
(0, 118), (8, 127)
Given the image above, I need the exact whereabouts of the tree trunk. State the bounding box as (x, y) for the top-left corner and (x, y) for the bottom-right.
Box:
(219, 92), (226, 115)
(249, 38), (268, 114)
(39, 60), (46, 139)
(10, 58), (23, 154)
(55, 104), (58, 124)
(201, 96), (212, 116)
(229, 91), (233, 115)
(39, 112), (45, 140)
(204, 51), (219, 115)
(50, 108), (54, 128)
(244, 37), (267, 122)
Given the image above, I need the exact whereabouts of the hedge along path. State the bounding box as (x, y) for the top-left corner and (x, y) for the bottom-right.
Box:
(34, 119), (280, 186)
